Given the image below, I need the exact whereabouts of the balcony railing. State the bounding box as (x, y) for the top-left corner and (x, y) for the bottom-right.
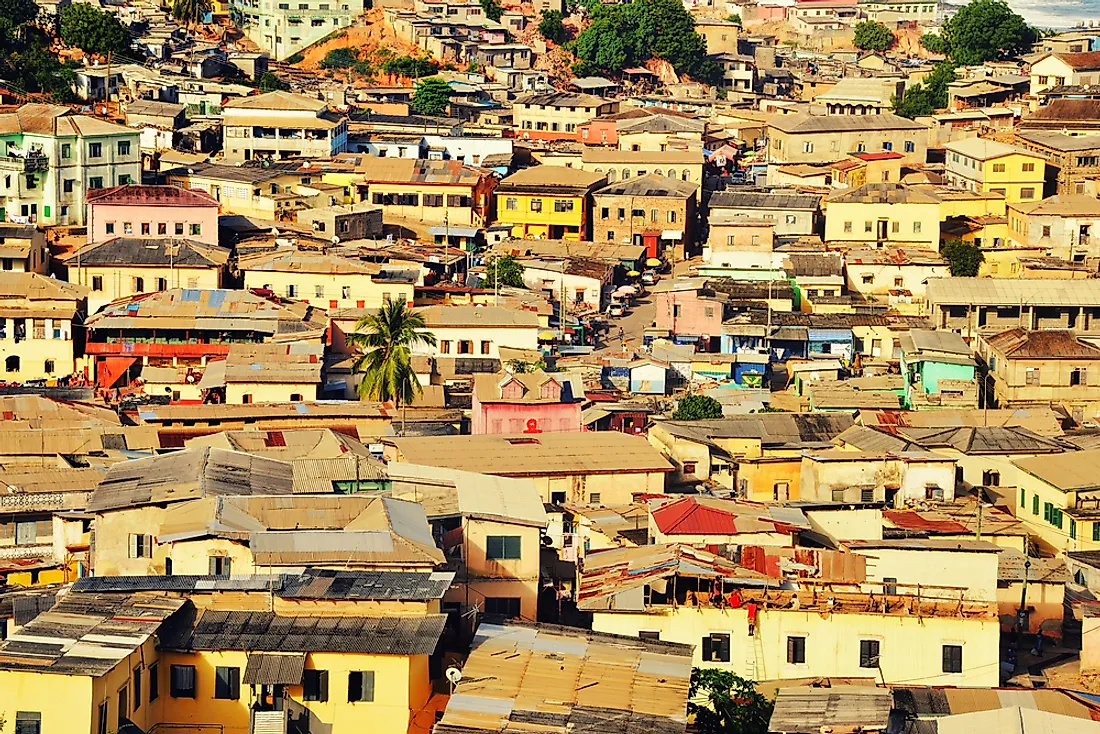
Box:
(85, 342), (233, 357)
(250, 708), (287, 734)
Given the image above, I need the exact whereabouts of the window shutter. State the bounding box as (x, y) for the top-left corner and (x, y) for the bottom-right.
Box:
(319, 670), (329, 702)
(209, 556), (218, 575)
(362, 671), (375, 702)
(145, 535), (153, 557)
(224, 558), (232, 576)
(348, 671), (362, 702)
(701, 636), (712, 661)
(716, 635), (730, 662)
(129, 534), (139, 559)
(787, 637), (795, 663)
(230, 667), (240, 699)
(506, 536), (521, 558)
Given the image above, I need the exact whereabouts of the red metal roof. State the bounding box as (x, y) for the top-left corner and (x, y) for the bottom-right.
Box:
(86, 184), (219, 207)
(883, 510), (968, 534)
(651, 496), (740, 535)
(851, 151), (904, 161)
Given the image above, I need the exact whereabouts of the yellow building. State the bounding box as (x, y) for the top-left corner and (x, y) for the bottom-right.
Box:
(579, 544), (1000, 687)
(1012, 449), (1100, 555)
(0, 272), (87, 381)
(824, 183), (941, 248)
(164, 162), (336, 220)
(944, 138), (1047, 204)
(513, 91), (619, 139)
(494, 166), (607, 240)
(196, 342), (325, 404)
(239, 248), (416, 311)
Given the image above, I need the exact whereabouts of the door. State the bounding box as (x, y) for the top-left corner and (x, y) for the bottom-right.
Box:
(877, 220), (888, 240)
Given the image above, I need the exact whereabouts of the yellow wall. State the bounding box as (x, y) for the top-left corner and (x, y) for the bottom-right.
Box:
(494, 192), (587, 240)
(72, 263), (223, 312)
(823, 200), (940, 248)
(1013, 471), (1096, 555)
(736, 457), (803, 501)
(0, 324), (79, 381)
(226, 381), (319, 405)
(457, 518), (541, 622)
(241, 269), (415, 311)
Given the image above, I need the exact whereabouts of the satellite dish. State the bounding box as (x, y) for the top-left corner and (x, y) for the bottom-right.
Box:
(270, 227), (280, 236)
(331, 235), (340, 245)
(445, 667), (462, 684)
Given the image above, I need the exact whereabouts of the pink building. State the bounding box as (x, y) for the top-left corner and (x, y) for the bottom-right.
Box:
(652, 281), (726, 349)
(471, 370), (584, 435)
(86, 185), (220, 245)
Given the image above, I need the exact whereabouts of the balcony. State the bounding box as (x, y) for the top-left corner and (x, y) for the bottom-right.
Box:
(0, 151), (48, 173)
(85, 341), (233, 358)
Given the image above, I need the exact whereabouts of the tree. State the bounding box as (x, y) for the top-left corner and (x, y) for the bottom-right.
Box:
(941, 239), (984, 276)
(725, 12), (740, 23)
(480, 0), (503, 21)
(853, 20), (894, 51)
(538, 9), (567, 44)
(481, 254), (526, 289)
(348, 301), (437, 435)
(672, 395), (724, 421)
(938, 0), (1035, 64)
(258, 71), (286, 91)
(59, 4), (130, 57)
(689, 670), (773, 734)
(320, 47), (357, 69)
(170, 0), (212, 27)
(892, 60), (957, 117)
(920, 32), (948, 54)
(383, 54), (438, 78)
(411, 77), (452, 116)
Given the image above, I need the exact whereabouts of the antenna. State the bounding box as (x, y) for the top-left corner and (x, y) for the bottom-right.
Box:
(445, 666), (462, 693)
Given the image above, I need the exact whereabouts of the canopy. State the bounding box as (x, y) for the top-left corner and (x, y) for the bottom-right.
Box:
(538, 330), (556, 341)
(243, 652), (307, 685)
(627, 270), (641, 277)
(616, 285), (638, 295)
(645, 258), (662, 267)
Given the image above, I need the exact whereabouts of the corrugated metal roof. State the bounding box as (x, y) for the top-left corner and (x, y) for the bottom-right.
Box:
(769, 686), (892, 734)
(387, 463), (547, 526)
(243, 652), (307, 684)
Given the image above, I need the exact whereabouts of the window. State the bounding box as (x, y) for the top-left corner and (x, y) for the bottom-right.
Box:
(859, 639), (880, 668)
(92, 276), (103, 291)
(97, 702), (107, 734)
(458, 340), (473, 354)
(5, 356), (19, 374)
(190, 224), (202, 236)
(1032, 495), (1039, 516)
(913, 221), (922, 233)
(505, 197), (518, 211)
(803, 141), (814, 153)
(589, 492), (601, 504)
(347, 671), (375, 703)
(891, 221), (900, 233)
(214, 666), (240, 699)
(118, 140), (131, 155)
(1072, 367), (1087, 386)
(128, 533), (153, 558)
(484, 597), (521, 617)
(904, 140), (915, 153)
(882, 141), (893, 151)
(862, 274), (874, 284)
(1042, 225), (1052, 237)
(133, 276), (144, 292)
(787, 636), (806, 664)
(861, 488), (874, 502)
(1026, 367), (1040, 385)
(865, 220), (873, 233)
(133, 666), (142, 712)
(440, 340), (451, 354)
(942, 644), (962, 673)
(158, 223), (167, 235)
(844, 221), (852, 233)
(209, 556), (231, 576)
(1023, 162), (1036, 172)
(61, 143), (71, 158)
(683, 461), (697, 474)
(44, 359), (54, 374)
(89, 142), (102, 158)
(553, 199), (574, 212)
(639, 631), (660, 641)
(1072, 518), (1077, 540)
(175, 223), (184, 235)
(124, 222), (134, 235)
(1044, 502), (1052, 522)
(1094, 522), (1100, 542)
(286, 284), (298, 298)
(15, 712), (41, 734)
(242, 394), (253, 404)
(1039, 75), (1049, 84)
(304, 670), (329, 701)
(170, 665), (196, 698)
(530, 198), (542, 212)
(480, 340), (491, 355)
(702, 633), (731, 662)
(1020, 187), (1035, 200)
(486, 535), (521, 560)
(993, 163), (1006, 173)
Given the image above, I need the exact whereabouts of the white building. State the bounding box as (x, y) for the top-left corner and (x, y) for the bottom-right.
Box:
(230, 0), (363, 59)
(222, 91), (348, 163)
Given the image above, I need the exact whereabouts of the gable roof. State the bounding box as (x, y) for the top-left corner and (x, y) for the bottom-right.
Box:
(828, 183), (940, 205)
(945, 137), (1037, 161)
(223, 90), (328, 112)
(650, 496), (801, 536)
(387, 462), (548, 526)
(1045, 51), (1100, 70)
(71, 238), (229, 268)
(473, 369), (584, 405)
(86, 184), (219, 207)
(1014, 449), (1100, 492)
(768, 112), (926, 134)
(594, 172), (698, 198)
(984, 328), (1100, 359)
(0, 103), (134, 137)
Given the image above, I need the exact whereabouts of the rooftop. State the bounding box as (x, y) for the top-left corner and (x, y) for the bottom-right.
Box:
(926, 277), (1100, 306)
(85, 184), (219, 207)
(1014, 449), (1100, 492)
(416, 304), (540, 328)
(828, 182), (941, 205)
(594, 173), (698, 198)
(769, 686), (892, 734)
(768, 112), (926, 134)
(238, 249), (382, 276)
(0, 103), (134, 137)
(944, 137), (1038, 161)
(472, 370), (584, 406)
(1011, 194), (1100, 217)
(515, 91), (609, 107)
(651, 496), (805, 537)
(709, 190), (821, 210)
(496, 165), (606, 192)
(983, 328), (1100, 359)
(1043, 51), (1100, 70)
(70, 238), (229, 268)
(223, 90), (328, 112)
(1016, 130), (1100, 152)
(386, 462), (548, 526)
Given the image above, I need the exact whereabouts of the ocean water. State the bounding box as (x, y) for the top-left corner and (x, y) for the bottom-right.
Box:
(945, 0), (1100, 31)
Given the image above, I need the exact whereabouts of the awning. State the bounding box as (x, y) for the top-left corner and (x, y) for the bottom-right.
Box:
(243, 652), (307, 685)
(661, 230), (684, 240)
(196, 359), (227, 389)
(428, 225), (479, 238)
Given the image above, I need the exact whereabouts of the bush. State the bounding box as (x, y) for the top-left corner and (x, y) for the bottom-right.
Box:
(853, 20), (895, 51)
(538, 9), (567, 43)
(941, 239), (984, 276)
(671, 395), (724, 421)
(319, 47), (357, 69)
(383, 54), (438, 77)
(286, 51), (305, 64)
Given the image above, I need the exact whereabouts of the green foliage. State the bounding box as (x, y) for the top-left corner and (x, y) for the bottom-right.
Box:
(919, 32), (948, 54)
(853, 20), (894, 51)
(689, 670), (773, 734)
(353, 59), (375, 78)
(383, 54), (438, 78)
(937, 0), (1035, 64)
(170, 0), (211, 26)
(892, 61), (957, 117)
(571, 0), (720, 83)
(571, 59), (601, 77)
(258, 71), (286, 91)
(320, 47), (357, 69)
(348, 301), (438, 418)
(538, 9), (567, 43)
(725, 12), (740, 23)
(286, 51), (305, 64)
(411, 76), (452, 116)
(59, 4), (130, 57)
(481, 255), (526, 289)
(466, 60), (482, 73)
(479, 0), (503, 21)
(507, 358), (547, 373)
(941, 239), (985, 276)
(671, 395), (724, 421)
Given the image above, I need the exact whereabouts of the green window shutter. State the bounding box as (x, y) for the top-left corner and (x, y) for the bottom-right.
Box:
(43, 205), (49, 218)
(486, 536), (503, 559)
(1093, 522), (1100, 542)
(1044, 503), (1051, 521)
(504, 536), (521, 559)
(1071, 519), (1077, 540)
(1020, 489), (1026, 508)
(1033, 495), (1039, 516)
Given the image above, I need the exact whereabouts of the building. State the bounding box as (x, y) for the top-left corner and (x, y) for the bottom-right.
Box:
(842, 537), (1002, 601)
(231, 0), (363, 58)
(383, 432), (672, 506)
(68, 238), (230, 314)
(799, 450), (957, 505)
(899, 329), (977, 409)
(824, 184), (940, 248)
(239, 249), (415, 311)
(494, 166), (606, 241)
(768, 687), (892, 734)
(1015, 130), (1100, 197)
(361, 157), (497, 234)
(198, 343), (324, 404)
(163, 162), (320, 220)
(944, 138), (1046, 204)
(708, 190), (822, 238)
(979, 328), (1100, 423)
(580, 544), (999, 686)
(1029, 51), (1100, 96)
(512, 92), (619, 141)
(511, 255), (614, 313)
(296, 200), (383, 241)
(578, 148), (704, 189)
(1007, 194), (1100, 261)
(1011, 449), (1100, 554)
(0, 224), (47, 274)
(83, 288), (328, 389)
(815, 77), (901, 115)
(925, 277), (1100, 340)
(0, 273), (87, 382)
(844, 248), (948, 308)
(471, 369), (584, 435)
(414, 304), (541, 362)
(221, 91), (349, 163)
(1019, 99), (1100, 136)
(387, 463), (547, 622)
(590, 174), (697, 257)
(0, 103), (141, 226)
(648, 496), (805, 546)
(85, 184), (220, 246)
(767, 114), (928, 167)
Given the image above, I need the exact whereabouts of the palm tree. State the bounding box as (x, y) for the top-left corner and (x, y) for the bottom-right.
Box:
(171, 0), (212, 29)
(348, 300), (437, 436)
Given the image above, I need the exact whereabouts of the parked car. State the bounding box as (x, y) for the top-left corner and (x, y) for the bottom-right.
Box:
(607, 302), (627, 317)
(641, 270), (659, 285)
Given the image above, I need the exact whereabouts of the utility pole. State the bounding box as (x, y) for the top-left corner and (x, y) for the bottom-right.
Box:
(975, 488), (983, 540)
(1015, 558), (1031, 673)
(104, 51), (112, 119)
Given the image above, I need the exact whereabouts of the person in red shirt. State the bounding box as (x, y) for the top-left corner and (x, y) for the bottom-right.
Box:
(727, 589), (743, 608)
(746, 600), (759, 636)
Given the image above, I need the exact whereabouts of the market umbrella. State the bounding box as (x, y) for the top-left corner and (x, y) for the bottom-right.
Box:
(646, 258), (662, 267)
(538, 331), (556, 341)
(627, 270), (641, 277)
(616, 285), (638, 295)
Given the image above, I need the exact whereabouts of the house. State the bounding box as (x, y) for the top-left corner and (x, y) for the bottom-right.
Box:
(198, 343), (323, 404)
(650, 279), (726, 349)
(296, 200), (383, 241)
(577, 148), (704, 189)
(387, 463), (547, 622)
(361, 157), (498, 233)
(1015, 130), (1100, 197)
(512, 92), (619, 141)
(824, 184), (941, 248)
(767, 114), (928, 167)
(85, 184), (219, 246)
(414, 304), (541, 362)
(221, 91), (349, 163)
(578, 107), (700, 148)
(648, 496), (804, 546)
(0, 224), (47, 274)
(67, 238), (230, 314)
(944, 138), (1046, 204)
(799, 450), (957, 505)
(494, 166), (606, 241)
(815, 77), (901, 115)
(435, 622), (692, 734)
(239, 249), (415, 312)
(382, 432), (672, 506)
(844, 247), (948, 307)
(842, 537), (1002, 601)
(1019, 99), (1100, 136)
(83, 288), (328, 389)
(704, 215), (775, 262)
(591, 174), (698, 259)
(900, 329), (977, 409)
(580, 544), (999, 686)
(708, 190), (822, 238)
(1007, 195), (1100, 261)
(926, 277), (1100, 340)
(1029, 51), (1100, 96)
(511, 255), (614, 313)
(696, 17), (741, 55)
(1011, 449), (1100, 554)
(714, 53), (757, 92)
(0, 103), (141, 226)
(979, 328), (1100, 424)
(163, 161), (319, 220)
(471, 369), (584, 435)
(136, 402), (397, 444)
(998, 552), (1068, 637)
(0, 273), (87, 382)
